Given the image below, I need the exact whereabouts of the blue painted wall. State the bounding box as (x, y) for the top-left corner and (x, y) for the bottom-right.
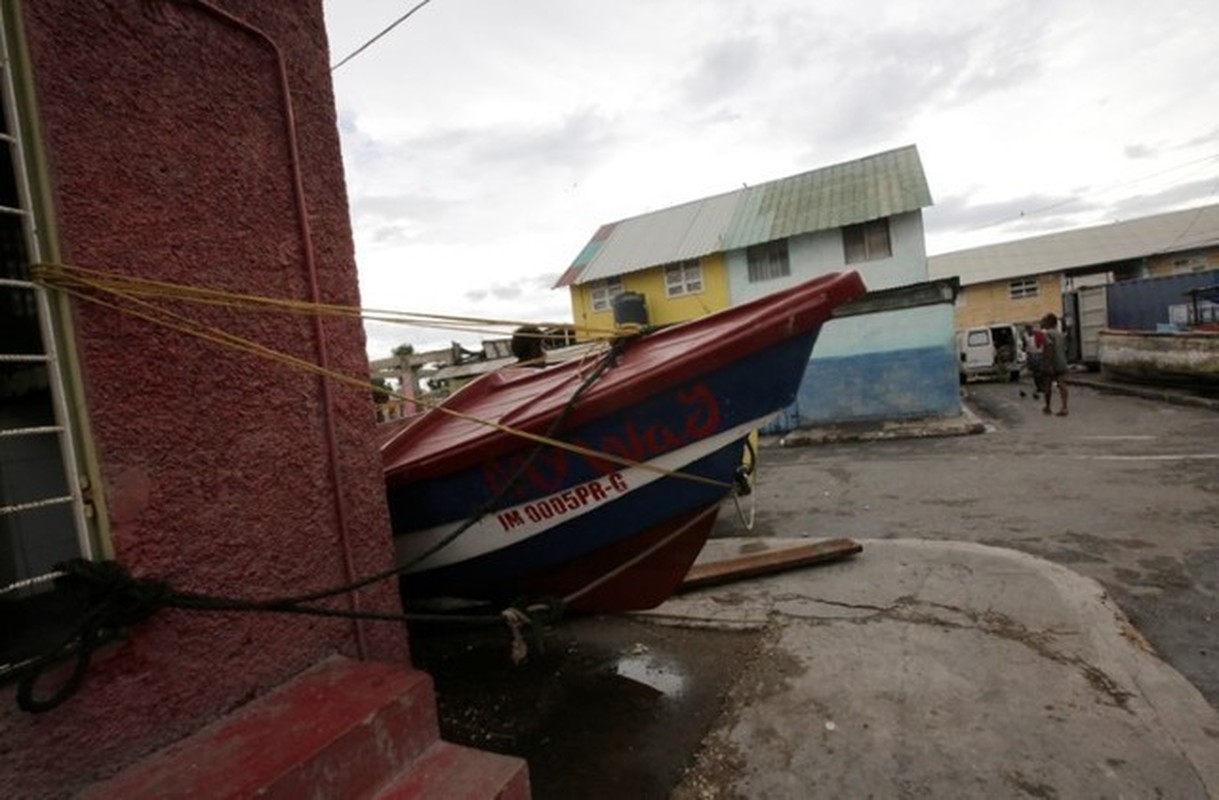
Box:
(761, 302), (960, 432)
(716, 206), (962, 433)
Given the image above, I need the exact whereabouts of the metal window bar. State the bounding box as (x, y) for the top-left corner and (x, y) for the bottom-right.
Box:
(0, 425), (64, 438)
(1, 494), (74, 516)
(0, 11), (94, 562)
(1, 569), (65, 596)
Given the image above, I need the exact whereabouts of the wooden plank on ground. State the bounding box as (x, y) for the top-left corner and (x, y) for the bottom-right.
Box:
(680, 538), (862, 592)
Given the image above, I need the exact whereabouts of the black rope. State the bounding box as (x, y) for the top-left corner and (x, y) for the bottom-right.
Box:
(7, 558), (563, 713)
(393, 335), (632, 576)
(8, 338), (632, 714)
(228, 335), (632, 610)
(13, 560), (172, 712)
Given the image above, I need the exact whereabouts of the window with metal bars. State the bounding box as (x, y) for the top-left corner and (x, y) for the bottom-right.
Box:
(1, 9), (94, 651)
(1009, 277), (1039, 299)
(590, 275), (624, 312)
(663, 259), (702, 297)
(842, 218), (892, 264)
(746, 240), (790, 283)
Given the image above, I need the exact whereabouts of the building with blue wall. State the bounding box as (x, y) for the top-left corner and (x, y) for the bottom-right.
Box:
(559, 145), (962, 432)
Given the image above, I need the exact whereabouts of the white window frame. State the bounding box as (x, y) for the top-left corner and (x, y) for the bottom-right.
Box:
(1009, 277), (1039, 299)
(1, 9), (95, 596)
(590, 276), (624, 313)
(746, 241), (790, 283)
(843, 219), (892, 264)
(663, 259), (703, 297)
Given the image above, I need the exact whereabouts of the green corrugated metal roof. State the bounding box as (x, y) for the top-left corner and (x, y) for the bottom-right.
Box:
(723, 146), (932, 248)
(557, 145), (931, 286)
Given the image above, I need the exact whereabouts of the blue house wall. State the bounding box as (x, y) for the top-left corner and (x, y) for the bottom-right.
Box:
(796, 303), (960, 425)
(723, 209), (959, 433)
(726, 210), (929, 303)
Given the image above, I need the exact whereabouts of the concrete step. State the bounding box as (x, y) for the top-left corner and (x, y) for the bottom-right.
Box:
(374, 740), (531, 800)
(83, 655), (527, 799)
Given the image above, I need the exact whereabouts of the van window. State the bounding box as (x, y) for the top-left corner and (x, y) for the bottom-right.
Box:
(967, 330), (990, 346)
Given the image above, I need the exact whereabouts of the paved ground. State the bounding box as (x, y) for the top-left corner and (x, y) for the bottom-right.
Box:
(740, 374), (1219, 709)
(409, 374), (1219, 799)
(647, 537), (1219, 799)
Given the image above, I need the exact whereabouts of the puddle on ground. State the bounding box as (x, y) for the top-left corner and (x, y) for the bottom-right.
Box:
(407, 614), (765, 800)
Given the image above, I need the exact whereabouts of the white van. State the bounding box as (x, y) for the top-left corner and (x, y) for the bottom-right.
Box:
(956, 324), (1026, 382)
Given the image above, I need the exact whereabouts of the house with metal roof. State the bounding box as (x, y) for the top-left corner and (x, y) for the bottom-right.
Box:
(557, 144), (934, 319)
(927, 202), (1219, 332)
(558, 145), (965, 430)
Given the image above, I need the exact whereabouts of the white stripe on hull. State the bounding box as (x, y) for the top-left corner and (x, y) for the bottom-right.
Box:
(395, 415), (771, 571)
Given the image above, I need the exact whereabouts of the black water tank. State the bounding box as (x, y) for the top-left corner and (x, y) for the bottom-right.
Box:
(612, 291), (649, 326)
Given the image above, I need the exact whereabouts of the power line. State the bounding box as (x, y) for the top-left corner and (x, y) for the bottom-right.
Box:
(330, 0), (436, 73)
(976, 150), (1219, 232)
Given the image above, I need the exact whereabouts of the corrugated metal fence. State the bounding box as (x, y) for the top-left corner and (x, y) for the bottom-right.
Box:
(1106, 268), (1219, 330)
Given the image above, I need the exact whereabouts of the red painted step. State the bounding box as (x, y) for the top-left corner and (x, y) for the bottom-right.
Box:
(83, 655), (529, 799)
(374, 741), (531, 800)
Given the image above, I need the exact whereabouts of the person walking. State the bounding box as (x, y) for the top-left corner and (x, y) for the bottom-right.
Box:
(1040, 313), (1069, 416)
(1022, 323), (1045, 398)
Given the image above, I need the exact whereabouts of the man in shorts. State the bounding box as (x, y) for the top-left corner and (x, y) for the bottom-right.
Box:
(1022, 323), (1045, 398)
(1040, 313), (1069, 416)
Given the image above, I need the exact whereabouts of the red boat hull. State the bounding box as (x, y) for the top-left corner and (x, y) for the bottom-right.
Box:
(383, 271), (867, 611)
(513, 504), (720, 612)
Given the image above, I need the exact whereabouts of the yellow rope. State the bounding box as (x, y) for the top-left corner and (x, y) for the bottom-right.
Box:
(33, 262), (623, 340)
(36, 265), (732, 490)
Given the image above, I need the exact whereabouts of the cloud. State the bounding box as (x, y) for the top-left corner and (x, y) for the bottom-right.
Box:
(1106, 177), (1219, 221)
(679, 36), (764, 110)
(925, 191), (1101, 252)
(465, 283), (521, 302)
(463, 273), (565, 307)
(325, 0), (1219, 356)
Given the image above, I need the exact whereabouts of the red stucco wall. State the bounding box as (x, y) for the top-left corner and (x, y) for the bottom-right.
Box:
(1, 1), (410, 795)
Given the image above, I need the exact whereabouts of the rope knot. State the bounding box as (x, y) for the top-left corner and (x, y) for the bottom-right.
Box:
(15, 559), (175, 713)
(55, 557), (173, 628)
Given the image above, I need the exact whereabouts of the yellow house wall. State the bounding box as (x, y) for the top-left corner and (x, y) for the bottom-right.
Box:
(569, 253), (730, 338)
(953, 273), (1063, 330)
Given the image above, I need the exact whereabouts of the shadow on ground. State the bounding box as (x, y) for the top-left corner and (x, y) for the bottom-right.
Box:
(407, 615), (764, 800)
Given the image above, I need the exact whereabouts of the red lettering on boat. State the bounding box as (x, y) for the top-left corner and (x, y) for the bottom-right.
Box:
(497, 509), (526, 531)
(679, 384), (720, 439)
(501, 472), (630, 532)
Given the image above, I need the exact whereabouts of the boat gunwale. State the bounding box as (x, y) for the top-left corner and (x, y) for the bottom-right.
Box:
(383, 270), (865, 482)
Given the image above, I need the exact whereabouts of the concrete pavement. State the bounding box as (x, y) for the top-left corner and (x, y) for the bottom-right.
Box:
(414, 376), (1217, 799)
(639, 537), (1219, 799)
(1069, 371), (1219, 411)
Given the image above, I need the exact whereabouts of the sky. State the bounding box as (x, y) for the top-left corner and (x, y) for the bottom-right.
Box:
(322, 0), (1219, 359)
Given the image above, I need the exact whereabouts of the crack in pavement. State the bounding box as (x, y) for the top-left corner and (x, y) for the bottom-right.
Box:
(760, 592), (1136, 712)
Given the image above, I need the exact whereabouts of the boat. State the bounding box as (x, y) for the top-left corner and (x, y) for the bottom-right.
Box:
(381, 271), (867, 612)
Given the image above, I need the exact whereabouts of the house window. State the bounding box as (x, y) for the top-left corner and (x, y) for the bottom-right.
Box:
(843, 219), (892, 263)
(1172, 257), (1205, 274)
(1009, 278), (1039, 299)
(663, 259), (703, 297)
(590, 276), (624, 312)
(746, 240), (790, 282)
(1, 11), (96, 665)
